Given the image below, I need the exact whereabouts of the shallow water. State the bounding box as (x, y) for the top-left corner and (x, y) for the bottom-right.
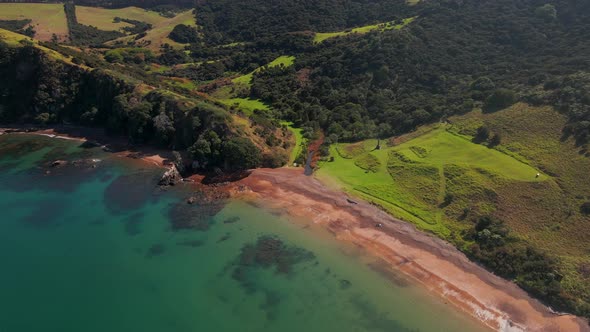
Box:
(0, 134), (488, 332)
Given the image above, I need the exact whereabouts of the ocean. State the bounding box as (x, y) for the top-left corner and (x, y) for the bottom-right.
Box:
(0, 134), (487, 332)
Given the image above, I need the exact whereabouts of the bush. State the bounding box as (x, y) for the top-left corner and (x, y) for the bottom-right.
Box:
(484, 89), (518, 112)
(580, 202), (590, 215)
(473, 126), (490, 143)
(168, 24), (199, 43)
(223, 137), (262, 170)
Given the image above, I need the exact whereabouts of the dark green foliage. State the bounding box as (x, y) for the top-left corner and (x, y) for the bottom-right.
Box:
(262, 151), (289, 168)
(113, 17), (152, 35)
(464, 216), (572, 313)
(196, 0), (413, 44)
(484, 89), (518, 113)
(222, 137), (262, 170)
(168, 24), (198, 43)
(489, 133), (501, 147)
(0, 19), (35, 37)
(105, 48), (154, 64)
(157, 44), (189, 65)
(581, 202), (590, 215)
(64, 2), (124, 46)
(473, 126), (490, 144)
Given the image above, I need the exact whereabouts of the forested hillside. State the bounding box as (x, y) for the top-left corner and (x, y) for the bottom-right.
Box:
(239, 0), (590, 145)
(196, 0), (414, 43)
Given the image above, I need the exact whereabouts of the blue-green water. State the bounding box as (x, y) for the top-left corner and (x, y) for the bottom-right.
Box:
(0, 134), (487, 332)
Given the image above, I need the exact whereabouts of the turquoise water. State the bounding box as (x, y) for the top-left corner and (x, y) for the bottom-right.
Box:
(0, 134), (488, 332)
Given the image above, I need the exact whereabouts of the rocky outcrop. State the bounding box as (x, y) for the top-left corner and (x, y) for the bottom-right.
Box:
(158, 165), (182, 186)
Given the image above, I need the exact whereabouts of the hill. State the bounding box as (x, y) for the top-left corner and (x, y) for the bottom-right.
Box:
(0, 3), (68, 41)
(318, 103), (590, 318)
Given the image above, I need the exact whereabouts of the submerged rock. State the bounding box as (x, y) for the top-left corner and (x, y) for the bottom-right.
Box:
(158, 165), (182, 186)
(50, 160), (67, 167)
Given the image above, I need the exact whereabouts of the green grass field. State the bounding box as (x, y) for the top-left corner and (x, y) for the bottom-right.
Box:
(0, 3), (68, 41)
(281, 122), (305, 165)
(105, 10), (196, 51)
(0, 28), (81, 65)
(232, 55), (295, 85)
(75, 6), (168, 31)
(317, 123), (542, 237)
(313, 17), (416, 43)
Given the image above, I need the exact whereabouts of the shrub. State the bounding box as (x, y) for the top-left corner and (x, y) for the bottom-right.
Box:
(483, 89), (518, 112)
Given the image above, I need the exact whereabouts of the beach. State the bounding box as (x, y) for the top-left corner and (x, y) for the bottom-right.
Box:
(232, 168), (590, 332)
(2, 128), (588, 331)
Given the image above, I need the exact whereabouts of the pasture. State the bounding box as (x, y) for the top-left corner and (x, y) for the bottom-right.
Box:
(0, 3), (68, 41)
(232, 55), (295, 85)
(313, 17), (416, 43)
(317, 122), (543, 237)
(75, 6), (168, 30)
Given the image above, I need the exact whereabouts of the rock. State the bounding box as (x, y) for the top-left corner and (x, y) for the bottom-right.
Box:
(158, 165), (182, 186)
(50, 160), (66, 167)
(187, 196), (197, 204)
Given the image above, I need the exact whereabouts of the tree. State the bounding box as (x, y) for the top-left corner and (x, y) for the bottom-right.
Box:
(484, 89), (517, 112)
(168, 24), (199, 43)
(222, 137), (262, 170)
(489, 133), (501, 147)
(153, 113), (175, 146)
(474, 126), (490, 143)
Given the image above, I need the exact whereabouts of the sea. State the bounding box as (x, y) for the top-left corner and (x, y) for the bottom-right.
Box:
(0, 134), (488, 332)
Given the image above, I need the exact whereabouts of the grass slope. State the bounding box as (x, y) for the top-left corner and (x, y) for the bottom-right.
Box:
(317, 123), (542, 237)
(0, 3), (68, 41)
(106, 10), (196, 51)
(0, 28), (80, 66)
(448, 104), (590, 302)
(232, 55), (295, 85)
(75, 6), (168, 31)
(313, 17), (416, 43)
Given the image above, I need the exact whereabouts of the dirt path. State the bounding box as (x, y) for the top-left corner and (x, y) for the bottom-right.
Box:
(233, 167), (590, 332)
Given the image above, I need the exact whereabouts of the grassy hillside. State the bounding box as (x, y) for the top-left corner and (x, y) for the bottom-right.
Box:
(318, 122), (542, 235)
(313, 17), (416, 43)
(449, 104), (590, 303)
(106, 9), (196, 51)
(232, 55), (295, 85)
(318, 103), (590, 314)
(0, 28), (79, 65)
(0, 3), (68, 41)
(75, 6), (168, 31)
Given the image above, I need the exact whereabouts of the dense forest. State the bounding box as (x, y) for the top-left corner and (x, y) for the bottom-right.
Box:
(221, 0), (590, 145)
(0, 42), (290, 171)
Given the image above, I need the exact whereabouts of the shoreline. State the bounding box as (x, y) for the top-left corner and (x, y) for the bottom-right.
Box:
(230, 168), (590, 332)
(0, 126), (172, 168)
(3, 128), (589, 331)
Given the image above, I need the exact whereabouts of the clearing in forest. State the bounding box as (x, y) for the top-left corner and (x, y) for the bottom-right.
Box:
(75, 6), (169, 31)
(232, 55), (295, 85)
(103, 9), (196, 51)
(0, 3), (68, 41)
(313, 17), (416, 43)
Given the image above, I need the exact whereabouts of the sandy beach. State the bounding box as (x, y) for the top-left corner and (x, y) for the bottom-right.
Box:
(231, 168), (590, 332)
(2, 128), (588, 331)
